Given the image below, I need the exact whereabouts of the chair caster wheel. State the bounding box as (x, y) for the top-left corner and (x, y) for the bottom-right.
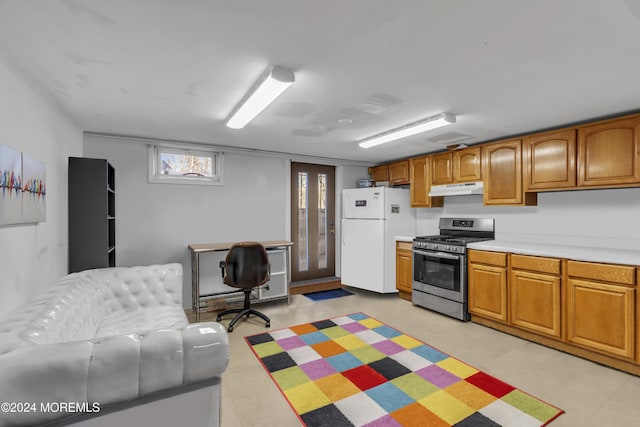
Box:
(216, 316), (222, 322)
(266, 322), (270, 328)
(227, 326), (233, 332)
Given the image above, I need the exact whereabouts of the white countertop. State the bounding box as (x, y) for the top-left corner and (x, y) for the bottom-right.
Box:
(467, 240), (640, 266)
(395, 235), (415, 243)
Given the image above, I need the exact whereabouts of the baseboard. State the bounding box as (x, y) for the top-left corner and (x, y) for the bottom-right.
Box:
(290, 280), (343, 295)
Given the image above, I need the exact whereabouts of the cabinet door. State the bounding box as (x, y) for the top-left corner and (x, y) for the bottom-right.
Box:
(369, 165), (389, 182)
(524, 129), (577, 191)
(431, 152), (453, 185)
(468, 262), (508, 323)
(389, 160), (409, 185)
(409, 156), (443, 208)
(578, 115), (640, 187)
(453, 147), (482, 182)
(410, 156), (429, 207)
(482, 139), (536, 206)
(510, 270), (561, 338)
(566, 278), (635, 359)
(396, 242), (413, 301)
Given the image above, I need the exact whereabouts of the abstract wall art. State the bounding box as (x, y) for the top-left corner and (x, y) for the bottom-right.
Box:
(0, 144), (22, 225)
(0, 143), (46, 226)
(21, 154), (46, 223)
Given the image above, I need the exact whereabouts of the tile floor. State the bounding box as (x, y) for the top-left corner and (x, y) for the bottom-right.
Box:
(197, 288), (640, 426)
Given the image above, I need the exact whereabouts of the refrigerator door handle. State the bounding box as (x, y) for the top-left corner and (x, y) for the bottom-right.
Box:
(342, 220), (346, 245)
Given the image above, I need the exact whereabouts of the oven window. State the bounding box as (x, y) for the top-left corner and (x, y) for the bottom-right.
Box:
(413, 252), (461, 292)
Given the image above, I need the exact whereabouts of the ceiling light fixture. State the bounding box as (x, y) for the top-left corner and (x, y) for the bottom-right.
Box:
(358, 113), (456, 148)
(226, 66), (295, 129)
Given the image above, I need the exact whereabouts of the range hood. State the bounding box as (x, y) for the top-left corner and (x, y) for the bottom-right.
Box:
(428, 181), (484, 197)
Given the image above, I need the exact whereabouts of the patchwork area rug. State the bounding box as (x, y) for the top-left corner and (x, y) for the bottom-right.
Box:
(246, 313), (564, 427)
(303, 288), (354, 301)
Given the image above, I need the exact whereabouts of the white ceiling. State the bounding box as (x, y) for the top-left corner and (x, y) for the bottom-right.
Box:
(1, 0), (640, 163)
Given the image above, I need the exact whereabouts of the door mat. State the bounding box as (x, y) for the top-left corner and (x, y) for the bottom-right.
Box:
(303, 288), (354, 301)
(245, 313), (564, 426)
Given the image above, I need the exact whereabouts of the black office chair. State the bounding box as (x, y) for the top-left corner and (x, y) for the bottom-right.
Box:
(216, 242), (271, 332)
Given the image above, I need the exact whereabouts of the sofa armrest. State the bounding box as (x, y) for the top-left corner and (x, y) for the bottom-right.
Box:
(0, 322), (229, 426)
(0, 340), (94, 426)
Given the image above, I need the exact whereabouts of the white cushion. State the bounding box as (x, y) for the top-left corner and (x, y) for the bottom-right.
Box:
(95, 306), (188, 338)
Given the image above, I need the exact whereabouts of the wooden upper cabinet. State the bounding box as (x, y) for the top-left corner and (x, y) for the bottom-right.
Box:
(409, 156), (443, 208)
(578, 115), (640, 187)
(369, 164), (389, 183)
(523, 129), (577, 191)
(389, 160), (410, 185)
(431, 152), (453, 185)
(482, 139), (536, 206)
(431, 147), (482, 185)
(453, 146), (482, 182)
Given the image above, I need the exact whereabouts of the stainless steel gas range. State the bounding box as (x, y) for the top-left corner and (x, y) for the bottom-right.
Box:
(412, 218), (495, 321)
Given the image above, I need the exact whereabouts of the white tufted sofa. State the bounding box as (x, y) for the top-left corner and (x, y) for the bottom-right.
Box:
(0, 263), (229, 427)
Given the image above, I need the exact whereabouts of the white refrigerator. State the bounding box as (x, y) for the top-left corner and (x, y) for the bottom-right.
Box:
(341, 187), (416, 293)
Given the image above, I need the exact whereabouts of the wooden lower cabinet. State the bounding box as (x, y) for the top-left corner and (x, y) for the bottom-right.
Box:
(510, 269), (561, 338)
(566, 278), (635, 360)
(468, 250), (508, 323)
(566, 261), (636, 360)
(470, 251), (640, 374)
(396, 241), (413, 301)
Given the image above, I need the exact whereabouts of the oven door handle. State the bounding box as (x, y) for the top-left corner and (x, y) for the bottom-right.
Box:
(413, 249), (461, 260)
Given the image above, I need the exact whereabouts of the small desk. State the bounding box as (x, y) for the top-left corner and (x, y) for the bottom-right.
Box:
(188, 240), (293, 322)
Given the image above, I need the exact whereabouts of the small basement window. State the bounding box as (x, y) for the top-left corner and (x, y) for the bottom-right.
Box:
(148, 144), (223, 185)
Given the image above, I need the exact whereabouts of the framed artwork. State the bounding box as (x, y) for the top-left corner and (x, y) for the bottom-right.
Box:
(21, 154), (46, 223)
(0, 143), (46, 225)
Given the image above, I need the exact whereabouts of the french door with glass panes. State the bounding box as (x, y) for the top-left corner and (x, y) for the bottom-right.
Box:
(291, 163), (335, 282)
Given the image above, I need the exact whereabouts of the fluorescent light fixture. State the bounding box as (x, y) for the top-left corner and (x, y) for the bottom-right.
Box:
(226, 66), (295, 129)
(358, 113), (456, 148)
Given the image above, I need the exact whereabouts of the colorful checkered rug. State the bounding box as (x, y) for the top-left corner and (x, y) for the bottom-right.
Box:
(245, 313), (564, 426)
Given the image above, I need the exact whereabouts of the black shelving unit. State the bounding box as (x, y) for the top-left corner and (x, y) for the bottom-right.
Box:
(68, 157), (115, 273)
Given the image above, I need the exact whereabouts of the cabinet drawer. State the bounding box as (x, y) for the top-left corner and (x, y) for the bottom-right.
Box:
(511, 254), (561, 275)
(397, 241), (413, 252)
(468, 250), (507, 267)
(567, 261), (635, 286)
(259, 273), (288, 300)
